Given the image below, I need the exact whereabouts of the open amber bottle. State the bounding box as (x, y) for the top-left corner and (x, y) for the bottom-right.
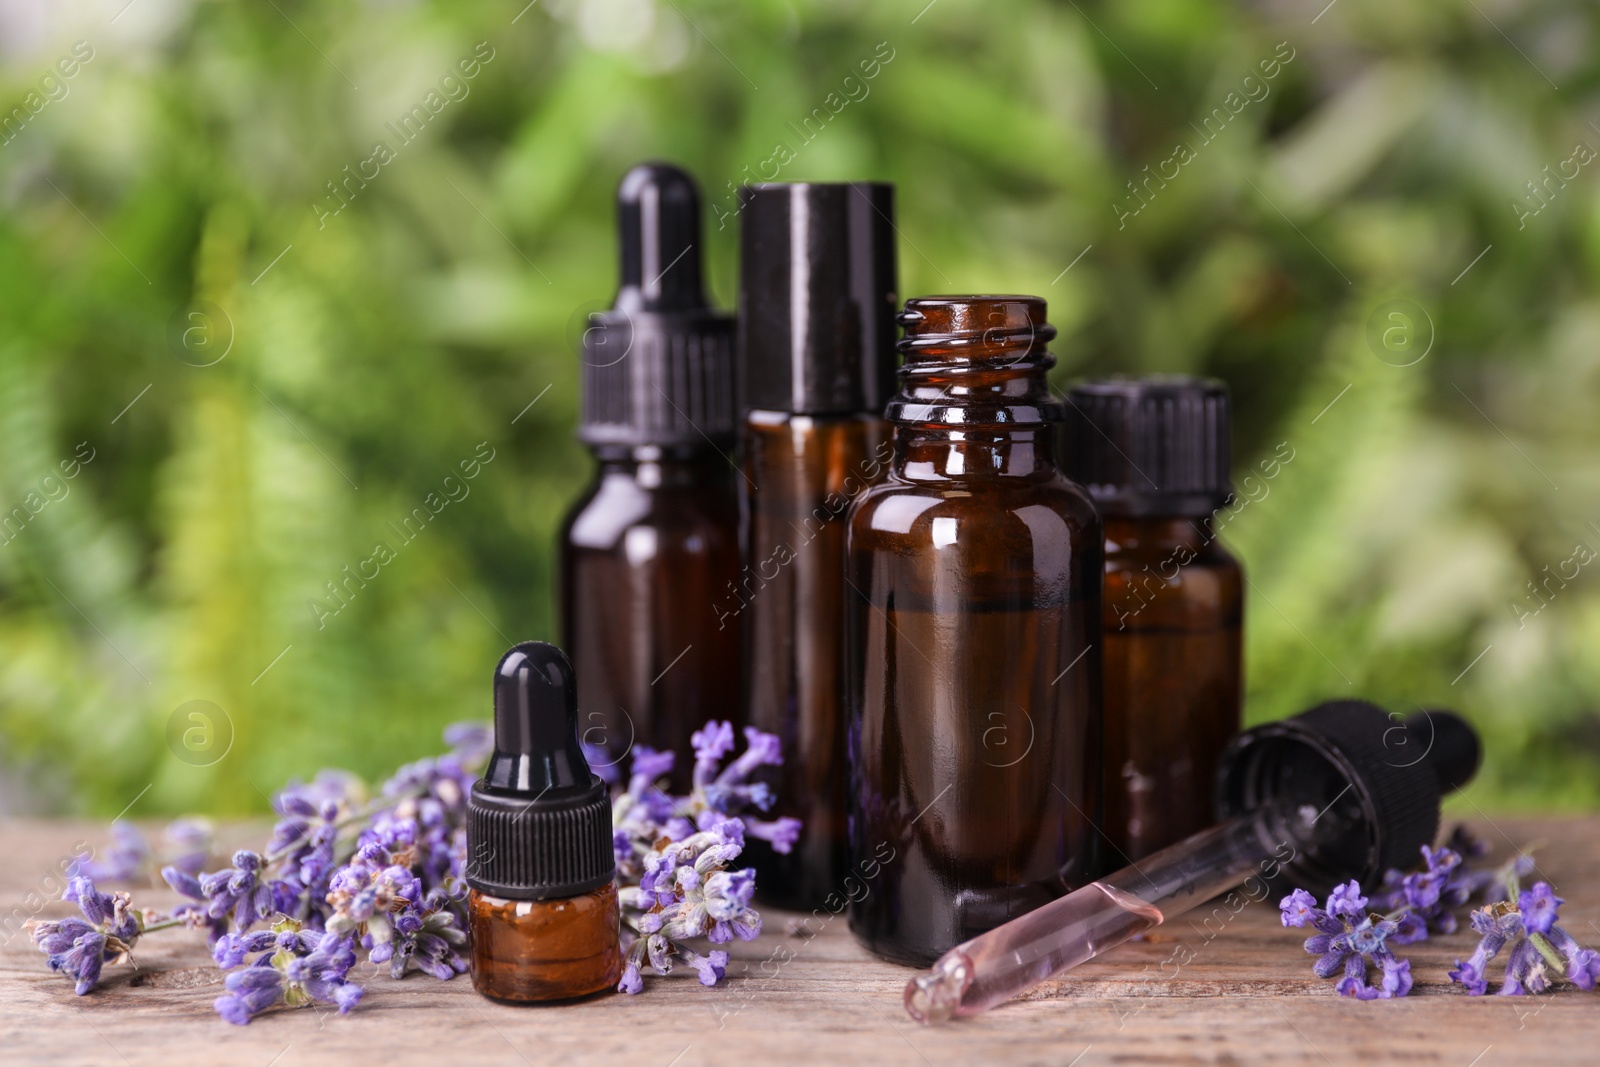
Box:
(845, 296), (1103, 966)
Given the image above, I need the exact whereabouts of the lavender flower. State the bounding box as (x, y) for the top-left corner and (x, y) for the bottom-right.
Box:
(68, 818), (215, 884)
(1371, 828), (1540, 944)
(1281, 881), (1411, 999)
(367, 886), (468, 981)
(68, 822), (150, 884)
(31, 716), (785, 1017)
(25, 877), (145, 995)
(162, 850), (273, 943)
(212, 921), (362, 1025)
(1450, 883), (1600, 995)
(443, 721), (493, 764)
(162, 818), (215, 876)
(611, 723), (797, 993)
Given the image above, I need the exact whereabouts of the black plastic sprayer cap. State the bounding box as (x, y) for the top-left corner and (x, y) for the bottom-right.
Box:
(738, 182), (899, 416)
(466, 642), (615, 900)
(1215, 700), (1482, 897)
(1063, 376), (1233, 517)
(578, 162), (737, 449)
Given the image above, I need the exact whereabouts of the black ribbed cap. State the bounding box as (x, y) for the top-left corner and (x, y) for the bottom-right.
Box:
(1215, 701), (1481, 897)
(467, 642), (614, 900)
(738, 182), (898, 415)
(579, 163), (736, 448)
(1063, 376), (1232, 517)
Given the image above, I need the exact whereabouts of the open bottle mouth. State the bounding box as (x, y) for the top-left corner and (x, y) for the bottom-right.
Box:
(887, 295), (1061, 427)
(896, 295), (1057, 361)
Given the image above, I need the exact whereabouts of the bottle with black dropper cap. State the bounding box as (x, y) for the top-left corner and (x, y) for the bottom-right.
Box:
(467, 641), (622, 1002)
(1063, 377), (1246, 861)
(559, 163), (740, 792)
(736, 182), (899, 909)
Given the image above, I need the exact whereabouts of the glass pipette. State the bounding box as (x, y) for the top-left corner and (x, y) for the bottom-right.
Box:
(904, 703), (1480, 1023)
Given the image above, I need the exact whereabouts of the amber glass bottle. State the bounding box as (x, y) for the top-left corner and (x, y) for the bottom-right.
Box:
(467, 642), (622, 1002)
(1063, 377), (1243, 861)
(846, 296), (1103, 966)
(736, 182), (899, 909)
(559, 163), (739, 792)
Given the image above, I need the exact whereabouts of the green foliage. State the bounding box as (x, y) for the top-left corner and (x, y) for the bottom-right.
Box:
(0, 0), (1595, 813)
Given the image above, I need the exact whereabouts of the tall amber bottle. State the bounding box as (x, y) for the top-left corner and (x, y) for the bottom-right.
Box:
(1063, 377), (1243, 860)
(846, 296), (1103, 966)
(559, 163), (740, 792)
(736, 182), (898, 908)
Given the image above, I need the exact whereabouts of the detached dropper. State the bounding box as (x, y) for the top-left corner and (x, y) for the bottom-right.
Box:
(904, 700), (1482, 1023)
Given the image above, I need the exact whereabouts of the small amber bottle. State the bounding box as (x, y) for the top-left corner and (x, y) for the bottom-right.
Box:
(467, 642), (622, 1002)
(559, 163), (740, 792)
(736, 182), (898, 908)
(1063, 377), (1243, 861)
(846, 296), (1103, 966)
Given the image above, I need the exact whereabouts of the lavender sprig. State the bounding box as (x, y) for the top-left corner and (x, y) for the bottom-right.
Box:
(1280, 882), (1413, 999)
(29, 716), (786, 1017)
(68, 818), (215, 884)
(25, 877), (179, 995)
(1449, 883), (1600, 995)
(611, 721), (797, 994)
(211, 920), (362, 1024)
(1370, 826), (1535, 944)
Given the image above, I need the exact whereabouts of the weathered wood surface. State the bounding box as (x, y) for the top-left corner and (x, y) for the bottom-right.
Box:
(2, 817), (1596, 1065)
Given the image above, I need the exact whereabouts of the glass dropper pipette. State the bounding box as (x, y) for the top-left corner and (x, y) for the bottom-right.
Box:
(904, 702), (1481, 1024)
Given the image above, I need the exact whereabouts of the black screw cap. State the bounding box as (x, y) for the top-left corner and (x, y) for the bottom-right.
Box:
(467, 642), (615, 900)
(1063, 376), (1233, 517)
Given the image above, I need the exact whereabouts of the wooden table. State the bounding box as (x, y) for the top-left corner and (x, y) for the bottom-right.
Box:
(3, 818), (1596, 1065)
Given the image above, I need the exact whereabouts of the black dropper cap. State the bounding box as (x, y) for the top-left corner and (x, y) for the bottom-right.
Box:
(738, 182), (898, 415)
(1215, 701), (1482, 897)
(1063, 376), (1232, 517)
(579, 163), (736, 449)
(466, 642), (614, 900)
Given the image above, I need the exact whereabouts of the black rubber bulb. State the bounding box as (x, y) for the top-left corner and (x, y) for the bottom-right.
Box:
(481, 641), (594, 797)
(615, 162), (708, 314)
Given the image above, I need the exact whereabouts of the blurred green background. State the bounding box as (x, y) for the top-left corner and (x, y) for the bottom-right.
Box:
(0, 0), (1595, 817)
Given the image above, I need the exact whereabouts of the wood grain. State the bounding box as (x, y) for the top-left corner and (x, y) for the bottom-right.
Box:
(1, 817), (1595, 1066)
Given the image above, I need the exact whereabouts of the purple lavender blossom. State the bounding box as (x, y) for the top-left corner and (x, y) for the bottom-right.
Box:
(1450, 884), (1600, 995)
(26, 877), (144, 995)
(163, 850), (274, 940)
(1519, 883), (1561, 935)
(212, 923), (362, 1025)
(68, 822), (151, 884)
(682, 947), (729, 986)
(443, 721), (493, 763)
(611, 724), (797, 993)
(1280, 881), (1411, 999)
(29, 720), (492, 1017)
(265, 795), (341, 927)
(1371, 829), (1544, 945)
(162, 818), (215, 876)
(1325, 881), (1368, 921)
(747, 815), (802, 854)
(370, 902), (468, 980)
(66, 818), (215, 885)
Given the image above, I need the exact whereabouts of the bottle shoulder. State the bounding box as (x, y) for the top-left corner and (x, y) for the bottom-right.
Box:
(1104, 530), (1242, 574)
(848, 472), (1100, 548)
(561, 470), (738, 552)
